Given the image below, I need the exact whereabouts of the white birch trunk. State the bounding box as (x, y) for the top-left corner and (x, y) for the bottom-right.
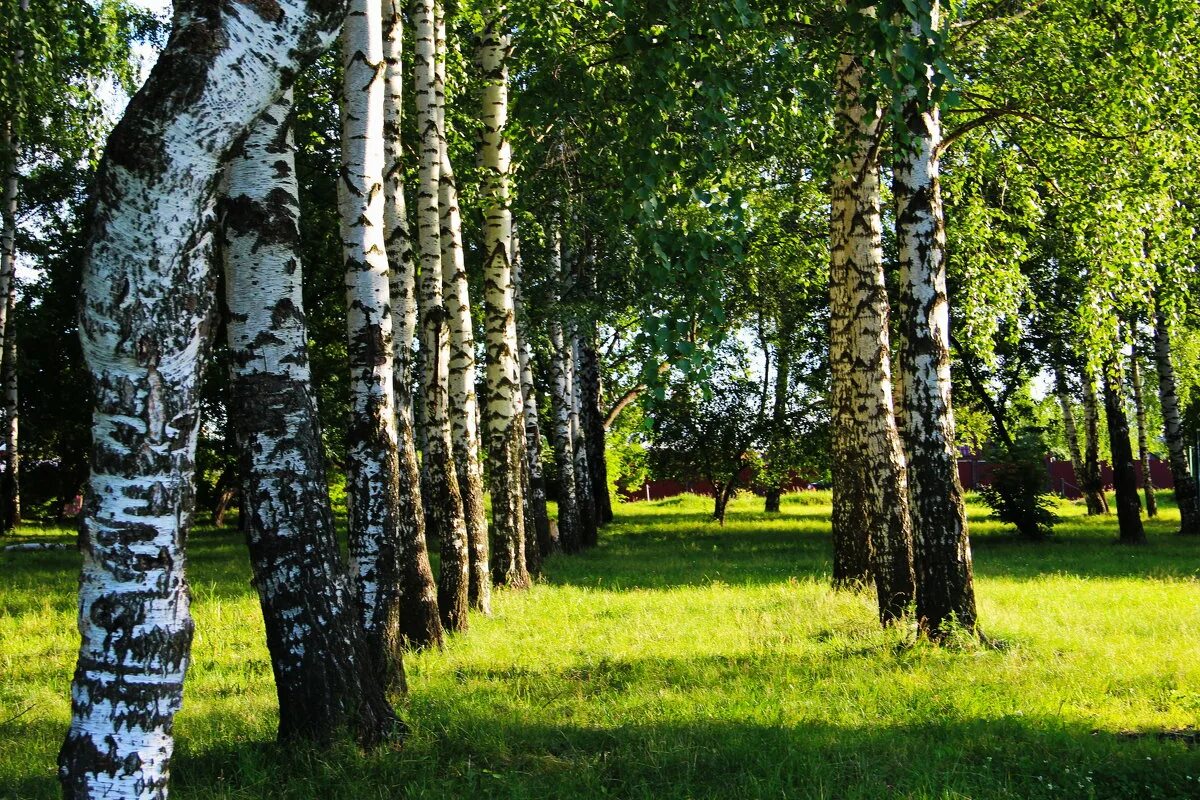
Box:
(1153, 305), (1200, 534)
(383, 0), (443, 649)
(221, 91), (396, 742)
(434, 4), (491, 613)
(59, 0), (347, 794)
(339, 0), (407, 686)
(414, 0), (469, 632)
(1130, 345), (1156, 517)
(893, 1), (975, 637)
(513, 232), (552, 561)
(547, 229), (581, 553)
(478, 6), (529, 589)
(569, 321), (598, 547)
(1, 289), (17, 530)
(831, 50), (914, 623)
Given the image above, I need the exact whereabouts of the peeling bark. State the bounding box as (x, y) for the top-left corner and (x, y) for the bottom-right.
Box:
(221, 92), (397, 745)
(383, 0), (443, 649)
(1152, 305), (1200, 535)
(414, 0), (469, 632)
(59, 0), (349, 794)
(893, 20), (976, 637)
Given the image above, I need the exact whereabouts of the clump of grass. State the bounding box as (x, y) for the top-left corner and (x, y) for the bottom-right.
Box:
(2, 492), (1199, 798)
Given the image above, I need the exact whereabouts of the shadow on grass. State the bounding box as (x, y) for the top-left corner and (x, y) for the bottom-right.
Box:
(11, 703), (1195, 800)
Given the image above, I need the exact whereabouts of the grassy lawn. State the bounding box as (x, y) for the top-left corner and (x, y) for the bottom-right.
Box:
(3, 491), (1200, 798)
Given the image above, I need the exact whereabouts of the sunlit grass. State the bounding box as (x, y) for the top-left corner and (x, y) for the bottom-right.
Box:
(2, 491), (1199, 798)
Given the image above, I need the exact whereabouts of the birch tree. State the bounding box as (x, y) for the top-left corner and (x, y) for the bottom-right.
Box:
(1, 291), (17, 530)
(1152, 304), (1200, 535)
(1081, 363), (1110, 514)
(830, 49), (915, 621)
(221, 92), (396, 742)
(828, 52), (875, 591)
(415, 0), (470, 632)
(570, 323), (599, 547)
(58, 0), (352, 793)
(478, 4), (530, 589)
(339, 0), (408, 687)
(1102, 352), (1146, 544)
(1129, 343), (1156, 517)
(436, 3), (491, 613)
(513, 233), (553, 560)
(892, 0), (976, 637)
(383, 0), (443, 649)
(548, 230), (582, 553)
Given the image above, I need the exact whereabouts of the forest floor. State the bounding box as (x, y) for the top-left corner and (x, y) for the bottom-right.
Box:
(2, 492), (1200, 799)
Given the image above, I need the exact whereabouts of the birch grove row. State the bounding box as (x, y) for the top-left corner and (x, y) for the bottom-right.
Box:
(0, 0), (1193, 797)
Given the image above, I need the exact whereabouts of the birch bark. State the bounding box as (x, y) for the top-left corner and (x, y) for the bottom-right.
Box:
(829, 52), (874, 591)
(221, 92), (397, 743)
(570, 322), (599, 547)
(414, 0), (469, 632)
(339, 0), (407, 686)
(1103, 353), (1147, 544)
(435, 3), (491, 613)
(1081, 363), (1110, 514)
(383, 0), (443, 648)
(59, 0), (348, 794)
(513, 233), (553, 561)
(548, 230), (581, 553)
(1, 290), (18, 531)
(830, 50), (914, 620)
(478, 6), (529, 588)
(893, 4), (975, 637)
(1152, 305), (1200, 535)
(1130, 345), (1156, 517)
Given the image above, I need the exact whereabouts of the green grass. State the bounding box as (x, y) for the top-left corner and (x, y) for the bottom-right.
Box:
(3, 492), (1200, 799)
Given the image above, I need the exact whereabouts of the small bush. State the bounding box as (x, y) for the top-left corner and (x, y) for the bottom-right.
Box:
(978, 429), (1059, 539)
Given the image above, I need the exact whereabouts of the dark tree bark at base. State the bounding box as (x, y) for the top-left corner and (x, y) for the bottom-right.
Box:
(1104, 365), (1147, 545)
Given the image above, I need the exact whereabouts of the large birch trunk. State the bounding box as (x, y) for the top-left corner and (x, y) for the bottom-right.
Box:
(383, 0), (443, 649)
(221, 93), (397, 744)
(435, 3), (491, 613)
(339, 0), (408, 688)
(893, 10), (976, 638)
(1130, 344), (1157, 517)
(1081, 363), (1110, 514)
(478, 6), (529, 589)
(414, 0), (470, 632)
(513, 234), (553, 562)
(569, 322), (599, 548)
(1152, 305), (1200, 535)
(830, 51), (915, 621)
(1103, 353), (1147, 544)
(58, 0), (347, 794)
(828, 52), (874, 591)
